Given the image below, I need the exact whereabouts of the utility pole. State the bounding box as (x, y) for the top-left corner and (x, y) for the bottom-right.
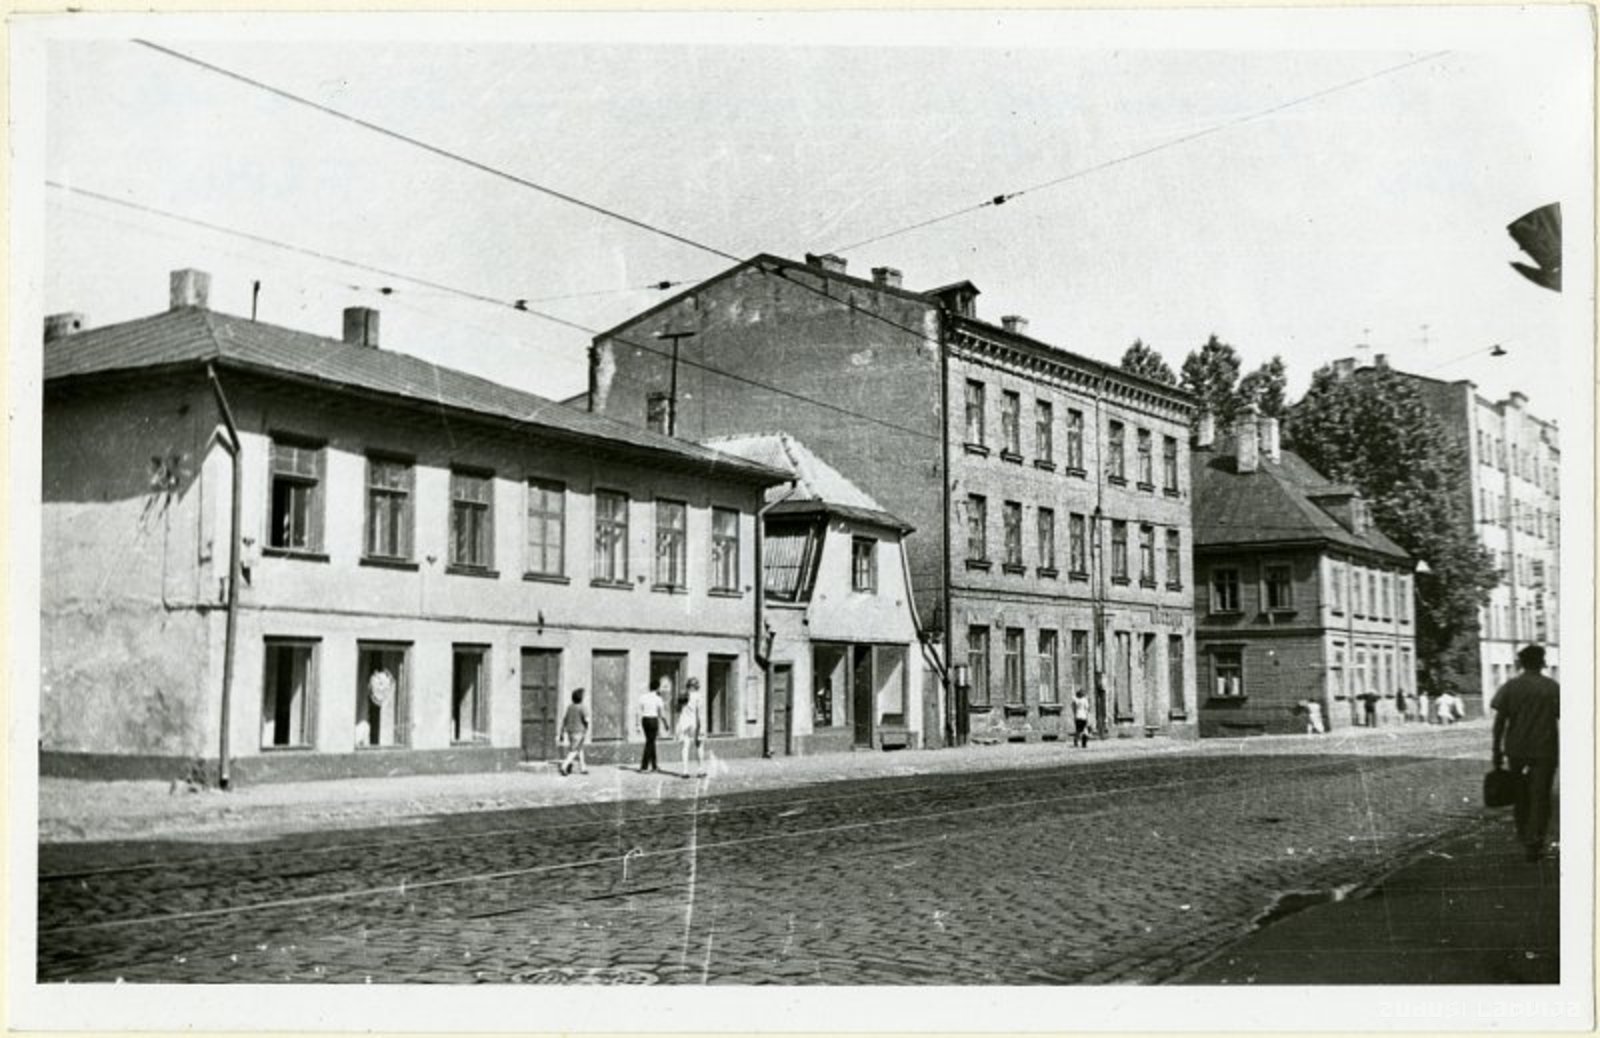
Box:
(655, 329), (696, 437)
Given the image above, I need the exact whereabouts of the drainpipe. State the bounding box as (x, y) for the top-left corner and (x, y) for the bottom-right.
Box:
(939, 317), (956, 747)
(754, 480), (796, 758)
(1092, 375), (1108, 737)
(206, 364), (242, 792)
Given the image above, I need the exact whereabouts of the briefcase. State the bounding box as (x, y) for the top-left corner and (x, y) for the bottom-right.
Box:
(1483, 767), (1519, 808)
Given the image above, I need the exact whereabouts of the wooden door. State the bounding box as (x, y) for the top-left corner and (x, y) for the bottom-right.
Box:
(591, 651), (630, 741)
(520, 648), (560, 761)
(769, 663), (792, 755)
(852, 645), (874, 748)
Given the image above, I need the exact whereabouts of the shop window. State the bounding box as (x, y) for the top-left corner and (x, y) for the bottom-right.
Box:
(707, 655), (736, 735)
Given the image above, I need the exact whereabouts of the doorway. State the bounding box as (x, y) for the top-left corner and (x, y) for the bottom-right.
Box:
(769, 663), (793, 755)
(649, 653), (686, 732)
(852, 645), (874, 748)
(520, 648), (561, 761)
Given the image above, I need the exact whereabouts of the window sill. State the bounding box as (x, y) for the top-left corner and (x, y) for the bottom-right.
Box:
(966, 702), (993, 712)
(708, 588), (744, 599)
(523, 572), (571, 585)
(1166, 582), (1183, 592)
(651, 584), (690, 595)
(1107, 475), (1128, 487)
(1033, 459), (1057, 472)
(1003, 704), (1029, 717)
(451, 738), (493, 747)
(1211, 608), (1242, 617)
(1068, 570), (1089, 582)
(965, 559), (992, 572)
(1140, 578), (1158, 589)
(1037, 567), (1059, 579)
(355, 744), (413, 751)
(1000, 450), (1024, 465)
(1064, 466), (1087, 479)
(963, 442), (990, 457)
(361, 556), (419, 571)
(1164, 487), (1181, 498)
(1206, 696), (1247, 703)
(446, 565), (499, 579)
(1168, 711), (1189, 721)
(1001, 562), (1026, 575)
(851, 586), (878, 595)
(262, 547), (329, 562)
(260, 744), (313, 752)
(1111, 576), (1131, 586)
(1267, 607), (1297, 617)
(1039, 703), (1065, 716)
(590, 578), (634, 591)
(1136, 482), (1155, 493)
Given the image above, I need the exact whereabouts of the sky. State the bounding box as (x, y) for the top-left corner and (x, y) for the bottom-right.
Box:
(25, 9), (1594, 426)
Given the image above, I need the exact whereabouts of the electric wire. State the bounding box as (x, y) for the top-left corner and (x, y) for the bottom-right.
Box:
(830, 50), (1452, 255)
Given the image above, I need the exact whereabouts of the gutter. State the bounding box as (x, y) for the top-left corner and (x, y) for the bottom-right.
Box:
(206, 363), (243, 792)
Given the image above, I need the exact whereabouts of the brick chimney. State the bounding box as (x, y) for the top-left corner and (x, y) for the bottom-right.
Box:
(43, 312), (87, 343)
(1234, 407), (1260, 473)
(1259, 416), (1281, 464)
(1195, 411), (1216, 449)
(871, 266), (903, 289)
(804, 253), (848, 275)
(170, 269), (211, 310)
(1001, 315), (1029, 336)
(1331, 357), (1356, 380)
(343, 306), (380, 348)
(1374, 353), (1389, 369)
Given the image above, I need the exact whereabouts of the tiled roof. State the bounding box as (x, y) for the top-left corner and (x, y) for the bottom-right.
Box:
(1191, 445), (1410, 560)
(43, 306), (788, 484)
(702, 432), (913, 532)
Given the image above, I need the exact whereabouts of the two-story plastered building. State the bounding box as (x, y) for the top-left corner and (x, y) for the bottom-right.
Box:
(41, 269), (789, 783)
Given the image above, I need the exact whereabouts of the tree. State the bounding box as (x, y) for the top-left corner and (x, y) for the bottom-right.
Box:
(1180, 335), (1244, 427)
(1287, 364), (1499, 695)
(1238, 355), (1289, 419)
(1119, 339), (1176, 385)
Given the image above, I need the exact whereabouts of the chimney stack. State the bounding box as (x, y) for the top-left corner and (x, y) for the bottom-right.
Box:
(1509, 391), (1528, 409)
(1000, 315), (1029, 336)
(1196, 411), (1216, 449)
(804, 252), (848, 275)
(1234, 407), (1260, 473)
(1259, 415), (1281, 464)
(43, 312), (87, 343)
(170, 269), (211, 310)
(343, 306), (380, 348)
(1374, 353), (1389, 369)
(871, 266), (903, 289)
(1331, 357), (1356, 380)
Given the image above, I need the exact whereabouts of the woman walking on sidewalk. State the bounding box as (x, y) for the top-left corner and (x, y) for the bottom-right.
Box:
(1071, 687), (1092, 748)
(677, 678), (705, 777)
(557, 688), (590, 776)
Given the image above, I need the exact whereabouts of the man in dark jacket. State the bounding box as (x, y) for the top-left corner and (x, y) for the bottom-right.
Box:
(1491, 645), (1560, 861)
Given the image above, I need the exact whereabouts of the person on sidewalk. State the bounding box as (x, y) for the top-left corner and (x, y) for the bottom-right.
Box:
(676, 678), (705, 778)
(1071, 687), (1092, 748)
(638, 678), (668, 773)
(1491, 644), (1560, 861)
(557, 688), (590, 776)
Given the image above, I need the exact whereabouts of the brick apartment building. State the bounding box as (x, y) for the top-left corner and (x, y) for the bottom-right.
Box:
(1331, 356), (1560, 711)
(1192, 410), (1418, 737)
(41, 269), (788, 783)
(587, 252), (1198, 745)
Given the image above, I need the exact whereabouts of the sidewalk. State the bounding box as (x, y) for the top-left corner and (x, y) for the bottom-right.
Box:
(36, 720), (1489, 846)
(1179, 813), (1561, 984)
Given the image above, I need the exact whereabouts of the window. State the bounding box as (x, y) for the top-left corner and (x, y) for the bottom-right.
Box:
(1038, 629), (1060, 704)
(449, 471), (494, 570)
(851, 536), (878, 592)
(1351, 566), (1365, 618)
(965, 379), (986, 447)
(646, 392), (670, 435)
(765, 519), (822, 602)
(1265, 562), (1293, 611)
(813, 644), (848, 729)
(1330, 643), (1346, 699)
(269, 437), (323, 552)
(1066, 409), (1085, 471)
(1070, 630), (1090, 696)
(711, 507), (740, 592)
(1165, 529), (1181, 589)
(1211, 567), (1240, 613)
(1212, 649), (1244, 698)
(874, 644), (909, 725)
(1139, 524), (1156, 586)
(1136, 428), (1154, 487)
(593, 490), (630, 583)
(1366, 572), (1377, 619)
(967, 494), (988, 563)
(1353, 646), (1367, 696)
(356, 644), (409, 748)
(1399, 647), (1413, 693)
(1003, 501), (1023, 569)
(654, 499), (688, 589)
(1004, 628), (1025, 705)
(1379, 573), (1391, 620)
(525, 478), (566, 577)
(451, 646), (489, 743)
(364, 456), (413, 560)
(1329, 561), (1346, 615)
(1162, 435), (1179, 493)
(261, 639), (315, 748)
(1037, 507), (1057, 572)
(967, 626), (991, 707)
(1111, 520), (1129, 582)
(1113, 631), (1133, 720)
(1069, 513), (1087, 575)
(1167, 635), (1185, 718)
(1108, 421), (1127, 482)
(1035, 400), (1054, 465)
(1399, 576), (1411, 623)
(1000, 390), (1021, 456)
(707, 655), (736, 735)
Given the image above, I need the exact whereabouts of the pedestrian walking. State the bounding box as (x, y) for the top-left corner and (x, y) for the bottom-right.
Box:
(638, 678), (667, 773)
(1491, 644), (1560, 861)
(676, 678), (705, 778)
(1301, 699), (1327, 735)
(1360, 691), (1378, 727)
(1071, 687), (1092, 748)
(557, 688), (590, 776)
(1438, 689), (1463, 724)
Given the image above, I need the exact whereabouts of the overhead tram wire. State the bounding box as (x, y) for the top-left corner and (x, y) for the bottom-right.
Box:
(829, 50), (1453, 255)
(47, 181), (939, 442)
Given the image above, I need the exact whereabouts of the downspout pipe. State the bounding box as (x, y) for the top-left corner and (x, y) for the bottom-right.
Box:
(939, 320), (956, 747)
(206, 364), (242, 792)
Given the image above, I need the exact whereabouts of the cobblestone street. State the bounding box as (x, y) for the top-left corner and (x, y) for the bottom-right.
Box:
(39, 729), (1501, 985)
